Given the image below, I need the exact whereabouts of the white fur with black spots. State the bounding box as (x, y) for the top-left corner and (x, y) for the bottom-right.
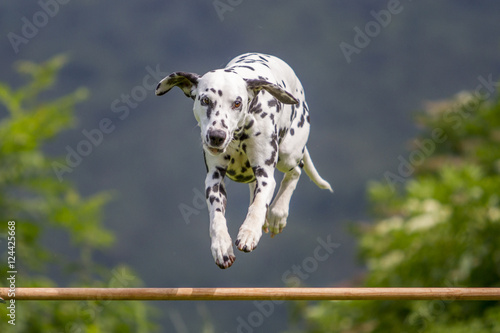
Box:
(156, 53), (333, 269)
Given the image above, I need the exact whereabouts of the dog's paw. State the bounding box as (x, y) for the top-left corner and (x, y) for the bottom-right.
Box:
(211, 235), (236, 269)
(262, 219), (270, 234)
(267, 207), (288, 237)
(235, 227), (262, 253)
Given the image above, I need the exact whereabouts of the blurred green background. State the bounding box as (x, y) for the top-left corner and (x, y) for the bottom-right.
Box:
(1, 1), (499, 332)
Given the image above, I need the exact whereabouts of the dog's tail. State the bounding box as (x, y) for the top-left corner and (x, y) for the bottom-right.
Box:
(302, 147), (333, 193)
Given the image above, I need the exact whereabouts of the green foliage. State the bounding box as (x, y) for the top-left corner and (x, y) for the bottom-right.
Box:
(294, 89), (500, 332)
(0, 57), (157, 332)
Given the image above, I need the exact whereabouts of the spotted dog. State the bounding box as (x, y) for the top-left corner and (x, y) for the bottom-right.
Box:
(156, 53), (333, 269)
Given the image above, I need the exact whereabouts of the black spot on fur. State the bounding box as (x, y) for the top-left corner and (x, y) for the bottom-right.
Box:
(278, 128), (287, 143)
(290, 128), (295, 136)
(290, 105), (296, 121)
(239, 132), (249, 141)
(298, 114), (305, 128)
(271, 136), (278, 151)
(244, 120), (254, 130)
(206, 100), (217, 119)
(265, 152), (276, 166)
(220, 184), (227, 198)
(253, 167), (268, 178)
(235, 65), (255, 71)
(249, 100), (262, 114)
(260, 112), (267, 119)
(218, 90), (223, 96)
(216, 166), (227, 178)
(243, 175), (254, 182)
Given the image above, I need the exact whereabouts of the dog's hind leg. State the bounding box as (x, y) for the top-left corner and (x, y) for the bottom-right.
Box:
(266, 165), (302, 236)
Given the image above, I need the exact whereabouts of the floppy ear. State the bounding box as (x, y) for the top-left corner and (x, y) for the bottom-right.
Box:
(155, 72), (201, 98)
(245, 79), (299, 105)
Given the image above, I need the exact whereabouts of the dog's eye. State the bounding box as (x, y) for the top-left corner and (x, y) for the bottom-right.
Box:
(232, 101), (242, 109)
(201, 97), (210, 106)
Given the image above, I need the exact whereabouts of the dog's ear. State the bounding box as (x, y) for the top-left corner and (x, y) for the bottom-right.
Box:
(245, 79), (299, 105)
(156, 72), (201, 98)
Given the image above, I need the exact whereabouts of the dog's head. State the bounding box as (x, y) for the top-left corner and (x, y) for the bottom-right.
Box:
(156, 70), (298, 155)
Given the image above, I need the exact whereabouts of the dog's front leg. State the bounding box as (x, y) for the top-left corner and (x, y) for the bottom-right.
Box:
(236, 165), (276, 252)
(205, 166), (235, 269)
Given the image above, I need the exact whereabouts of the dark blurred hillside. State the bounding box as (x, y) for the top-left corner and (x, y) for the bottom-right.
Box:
(1, 1), (500, 331)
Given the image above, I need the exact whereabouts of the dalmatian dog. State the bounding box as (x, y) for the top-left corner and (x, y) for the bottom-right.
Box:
(156, 53), (333, 269)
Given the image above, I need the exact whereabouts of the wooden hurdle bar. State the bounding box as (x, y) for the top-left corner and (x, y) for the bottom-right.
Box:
(1, 288), (500, 301)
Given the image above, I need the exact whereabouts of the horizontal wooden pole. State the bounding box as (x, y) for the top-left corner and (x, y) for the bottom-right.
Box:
(1, 288), (500, 301)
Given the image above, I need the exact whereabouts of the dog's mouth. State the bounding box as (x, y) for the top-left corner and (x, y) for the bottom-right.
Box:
(205, 145), (225, 156)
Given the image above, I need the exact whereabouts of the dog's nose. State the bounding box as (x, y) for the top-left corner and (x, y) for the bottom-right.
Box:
(207, 129), (227, 147)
